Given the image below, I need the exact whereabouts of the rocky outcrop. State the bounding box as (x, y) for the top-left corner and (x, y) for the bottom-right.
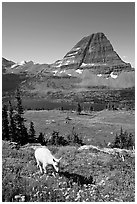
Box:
(52, 32), (133, 74)
(2, 57), (15, 73)
(78, 145), (135, 161)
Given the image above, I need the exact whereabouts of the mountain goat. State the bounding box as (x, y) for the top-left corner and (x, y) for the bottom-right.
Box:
(34, 147), (61, 174)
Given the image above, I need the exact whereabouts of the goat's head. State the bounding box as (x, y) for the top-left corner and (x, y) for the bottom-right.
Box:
(53, 157), (62, 172)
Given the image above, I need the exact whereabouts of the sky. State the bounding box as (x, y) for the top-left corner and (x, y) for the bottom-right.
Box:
(2, 2), (135, 67)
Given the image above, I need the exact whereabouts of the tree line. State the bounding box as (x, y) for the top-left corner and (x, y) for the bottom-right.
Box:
(2, 89), (134, 149)
(2, 89), (85, 147)
(2, 89), (36, 146)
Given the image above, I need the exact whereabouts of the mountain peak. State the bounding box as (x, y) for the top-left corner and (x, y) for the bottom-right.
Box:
(91, 32), (106, 38)
(52, 32), (132, 73)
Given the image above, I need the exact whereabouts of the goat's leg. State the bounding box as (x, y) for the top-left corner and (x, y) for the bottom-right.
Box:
(36, 159), (43, 173)
(43, 163), (47, 174)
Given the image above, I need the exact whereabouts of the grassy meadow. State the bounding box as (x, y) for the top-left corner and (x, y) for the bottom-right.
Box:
(24, 109), (135, 146)
(2, 109), (135, 201)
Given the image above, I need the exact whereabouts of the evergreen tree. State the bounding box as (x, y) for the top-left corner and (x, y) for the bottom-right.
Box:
(38, 132), (46, 145)
(77, 103), (82, 115)
(114, 133), (121, 148)
(126, 133), (134, 149)
(19, 125), (28, 145)
(120, 126), (123, 135)
(15, 89), (28, 145)
(122, 131), (128, 148)
(67, 127), (84, 146)
(119, 128), (128, 149)
(16, 89), (24, 115)
(108, 102), (111, 110)
(9, 101), (17, 142)
(28, 121), (36, 143)
(51, 131), (59, 145)
(90, 105), (93, 112)
(2, 104), (9, 140)
(113, 127), (135, 150)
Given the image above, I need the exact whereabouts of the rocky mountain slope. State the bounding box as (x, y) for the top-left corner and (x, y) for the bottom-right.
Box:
(49, 32), (134, 88)
(2, 32), (135, 102)
(2, 58), (15, 73)
(52, 32), (132, 73)
(3, 58), (50, 76)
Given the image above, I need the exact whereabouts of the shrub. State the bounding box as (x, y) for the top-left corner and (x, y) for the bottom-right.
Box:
(77, 103), (82, 115)
(45, 128), (84, 146)
(90, 105), (94, 112)
(112, 127), (134, 150)
(37, 132), (46, 145)
(28, 121), (37, 143)
(67, 127), (85, 146)
(45, 131), (68, 146)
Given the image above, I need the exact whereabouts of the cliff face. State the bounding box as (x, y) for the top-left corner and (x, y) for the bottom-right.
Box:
(52, 32), (132, 74)
(81, 33), (122, 65)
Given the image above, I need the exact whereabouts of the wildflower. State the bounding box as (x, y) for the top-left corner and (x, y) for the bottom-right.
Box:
(98, 179), (105, 186)
(66, 195), (70, 200)
(104, 195), (109, 198)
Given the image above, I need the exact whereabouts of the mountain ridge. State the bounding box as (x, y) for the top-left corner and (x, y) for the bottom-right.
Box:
(2, 32), (135, 97)
(2, 57), (15, 73)
(52, 32), (132, 74)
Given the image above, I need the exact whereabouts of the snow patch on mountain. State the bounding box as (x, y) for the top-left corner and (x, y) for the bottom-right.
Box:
(56, 64), (62, 68)
(67, 53), (77, 57)
(11, 60), (27, 68)
(11, 64), (18, 68)
(81, 63), (107, 67)
(74, 47), (81, 51)
(70, 47), (81, 51)
(81, 63), (95, 67)
(20, 61), (26, 65)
